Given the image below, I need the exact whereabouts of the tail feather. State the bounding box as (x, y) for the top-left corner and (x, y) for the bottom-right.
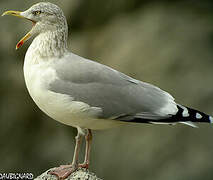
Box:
(179, 121), (198, 128)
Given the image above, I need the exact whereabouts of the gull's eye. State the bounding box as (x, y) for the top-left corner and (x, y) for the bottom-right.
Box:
(32, 11), (42, 16)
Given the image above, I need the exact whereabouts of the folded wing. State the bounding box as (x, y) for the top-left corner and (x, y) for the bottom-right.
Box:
(49, 53), (178, 122)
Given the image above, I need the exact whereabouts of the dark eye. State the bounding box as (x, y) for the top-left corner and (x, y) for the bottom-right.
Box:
(32, 11), (42, 16)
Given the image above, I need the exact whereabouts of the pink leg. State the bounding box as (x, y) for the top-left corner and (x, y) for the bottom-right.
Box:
(48, 128), (83, 179)
(79, 129), (92, 169)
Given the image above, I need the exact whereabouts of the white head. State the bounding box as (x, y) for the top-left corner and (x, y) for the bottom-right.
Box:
(2, 2), (68, 50)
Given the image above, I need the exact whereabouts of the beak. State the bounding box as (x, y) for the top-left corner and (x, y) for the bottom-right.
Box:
(2, 10), (35, 50)
(2, 10), (23, 18)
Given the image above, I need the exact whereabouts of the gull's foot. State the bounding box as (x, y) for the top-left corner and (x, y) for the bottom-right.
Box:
(78, 163), (89, 169)
(48, 164), (78, 180)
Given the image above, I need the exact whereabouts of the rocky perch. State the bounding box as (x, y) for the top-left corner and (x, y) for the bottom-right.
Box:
(35, 168), (103, 180)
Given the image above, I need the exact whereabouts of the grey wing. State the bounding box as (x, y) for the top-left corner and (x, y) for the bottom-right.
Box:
(49, 53), (178, 121)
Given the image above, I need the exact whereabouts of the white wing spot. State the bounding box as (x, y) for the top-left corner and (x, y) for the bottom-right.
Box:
(182, 107), (189, 117)
(196, 113), (202, 119)
(209, 116), (213, 123)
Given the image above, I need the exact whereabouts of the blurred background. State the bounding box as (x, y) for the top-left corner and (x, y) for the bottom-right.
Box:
(1, 0), (213, 179)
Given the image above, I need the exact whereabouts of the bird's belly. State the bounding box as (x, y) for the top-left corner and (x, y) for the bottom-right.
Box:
(23, 65), (120, 130)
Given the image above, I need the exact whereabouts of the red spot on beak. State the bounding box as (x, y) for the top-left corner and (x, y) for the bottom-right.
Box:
(16, 40), (24, 49)
(16, 32), (32, 50)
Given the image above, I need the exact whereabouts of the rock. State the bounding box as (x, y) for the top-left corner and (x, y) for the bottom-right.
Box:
(35, 168), (102, 180)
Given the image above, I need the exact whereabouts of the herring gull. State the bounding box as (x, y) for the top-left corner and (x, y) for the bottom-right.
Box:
(2, 2), (213, 179)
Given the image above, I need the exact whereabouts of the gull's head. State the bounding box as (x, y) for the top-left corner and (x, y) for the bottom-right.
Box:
(2, 2), (67, 49)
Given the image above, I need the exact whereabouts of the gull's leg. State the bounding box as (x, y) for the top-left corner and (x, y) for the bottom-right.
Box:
(49, 127), (85, 179)
(79, 129), (92, 169)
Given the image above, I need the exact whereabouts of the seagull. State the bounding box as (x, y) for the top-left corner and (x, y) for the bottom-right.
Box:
(2, 2), (213, 179)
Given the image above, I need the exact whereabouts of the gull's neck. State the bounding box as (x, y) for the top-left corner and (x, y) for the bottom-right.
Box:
(26, 28), (68, 62)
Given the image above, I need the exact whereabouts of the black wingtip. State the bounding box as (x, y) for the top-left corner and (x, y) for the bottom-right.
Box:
(117, 104), (212, 125)
(176, 105), (212, 123)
